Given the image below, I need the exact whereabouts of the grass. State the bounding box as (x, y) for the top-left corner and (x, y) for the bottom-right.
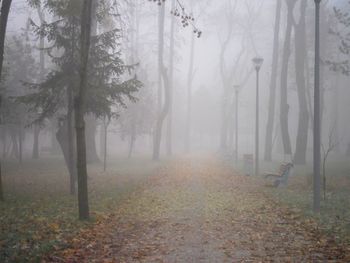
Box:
(0, 155), (162, 263)
(230, 154), (350, 245)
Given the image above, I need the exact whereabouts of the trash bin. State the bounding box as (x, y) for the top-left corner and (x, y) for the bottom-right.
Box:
(243, 154), (253, 176)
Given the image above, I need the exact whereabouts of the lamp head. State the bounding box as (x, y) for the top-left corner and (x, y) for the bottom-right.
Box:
(252, 57), (264, 71)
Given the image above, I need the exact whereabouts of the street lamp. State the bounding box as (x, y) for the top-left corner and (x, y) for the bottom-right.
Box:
(313, 0), (321, 213)
(252, 57), (264, 176)
(233, 85), (240, 164)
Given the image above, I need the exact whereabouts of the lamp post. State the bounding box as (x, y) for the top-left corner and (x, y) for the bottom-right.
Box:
(313, 0), (321, 213)
(252, 57), (264, 177)
(233, 85), (240, 164)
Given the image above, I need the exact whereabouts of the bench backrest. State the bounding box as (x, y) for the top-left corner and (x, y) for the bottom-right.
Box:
(280, 163), (294, 182)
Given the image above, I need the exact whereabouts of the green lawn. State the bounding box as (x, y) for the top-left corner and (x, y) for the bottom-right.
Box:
(0, 156), (161, 263)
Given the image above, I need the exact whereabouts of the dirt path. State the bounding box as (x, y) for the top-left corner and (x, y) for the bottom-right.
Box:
(48, 156), (349, 262)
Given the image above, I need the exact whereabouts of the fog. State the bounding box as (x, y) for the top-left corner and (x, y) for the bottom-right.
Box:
(1, 0), (350, 261)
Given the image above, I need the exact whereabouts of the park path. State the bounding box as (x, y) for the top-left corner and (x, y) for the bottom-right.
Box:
(47, 156), (349, 262)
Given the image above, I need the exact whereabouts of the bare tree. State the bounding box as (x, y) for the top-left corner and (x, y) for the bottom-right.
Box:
(153, 3), (170, 160)
(322, 125), (339, 201)
(185, 31), (195, 153)
(294, 0), (309, 165)
(279, 0), (296, 158)
(166, 0), (176, 156)
(264, 0), (281, 162)
(217, 0), (240, 152)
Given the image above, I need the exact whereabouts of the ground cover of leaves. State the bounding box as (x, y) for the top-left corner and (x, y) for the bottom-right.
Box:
(45, 156), (350, 262)
(0, 157), (159, 262)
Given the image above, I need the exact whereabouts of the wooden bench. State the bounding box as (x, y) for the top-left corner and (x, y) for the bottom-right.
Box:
(264, 163), (294, 187)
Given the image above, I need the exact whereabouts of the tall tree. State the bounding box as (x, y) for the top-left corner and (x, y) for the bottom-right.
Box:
(153, 3), (170, 160)
(185, 32), (195, 153)
(279, 0), (296, 158)
(328, 2), (350, 155)
(75, 0), (93, 220)
(166, 0), (176, 156)
(264, 0), (281, 162)
(21, 0), (141, 196)
(218, 0), (238, 152)
(0, 0), (13, 201)
(32, 4), (45, 159)
(294, 0), (309, 165)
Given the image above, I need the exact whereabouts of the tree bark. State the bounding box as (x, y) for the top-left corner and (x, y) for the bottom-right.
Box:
(32, 4), (45, 159)
(0, 0), (13, 202)
(75, 0), (93, 220)
(0, 162), (2, 201)
(67, 85), (76, 195)
(18, 126), (23, 164)
(32, 125), (40, 159)
(279, 0), (296, 157)
(85, 115), (100, 163)
(0, 0), (12, 79)
(153, 3), (169, 161)
(185, 32), (195, 153)
(264, 0), (281, 162)
(56, 118), (76, 194)
(313, 0), (321, 214)
(128, 124), (136, 159)
(10, 126), (19, 159)
(103, 119), (108, 172)
(166, 0), (175, 156)
(294, 0), (309, 165)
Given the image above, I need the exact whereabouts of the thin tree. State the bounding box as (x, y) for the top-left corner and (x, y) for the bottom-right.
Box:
(321, 125), (338, 201)
(264, 0), (281, 162)
(166, 0), (175, 156)
(313, 0), (322, 213)
(294, 0), (309, 165)
(75, 0), (93, 220)
(32, 4), (45, 159)
(153, 3), (170, 161)
(185, 31), (195, 153)
(279, 0), (296, 158)
(103, 116), (110, 172)
(0, 0), (13, 201)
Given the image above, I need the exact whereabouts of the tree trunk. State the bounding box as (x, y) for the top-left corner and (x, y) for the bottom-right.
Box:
(103, 118), (109, 172)
(85, 115), (100, 163)
(50, 120), (60, 154)
(264, 0), (281, 162)
(128, 124), (136, 159)
(10, 127), (19, 159)
(0, 0), (13, 201)
(67, 86), (76, 195)
(56, 118), (76, 194)
(75, 0), (93, 220)
(153, 3), (170, 161)
(294, 0), (309, 165)
(0, 162), (3, 201)
(32, 125), (40, 159)
(1, 127), (7, 159)
(220, 88), (229, 152)
(0, 0), (12, 80)
(166, 0), (175, 156)
(185, 32), (195, 153)
(32, 4), (45, 160)
(279, 0), (296, 157)
(84, 0), (99, 165)
(18, 126), (23, 164)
